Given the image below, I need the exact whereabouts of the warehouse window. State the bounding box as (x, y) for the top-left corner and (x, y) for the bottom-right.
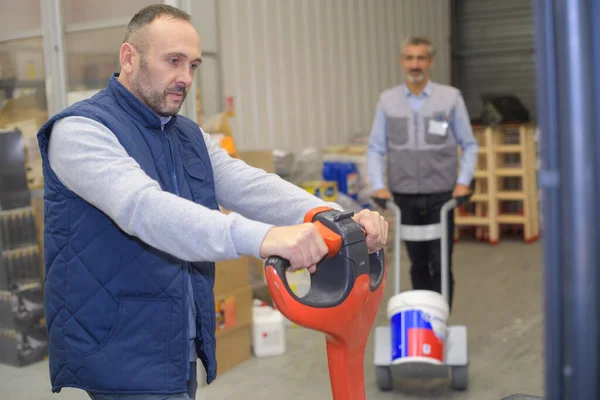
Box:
(0, 0), (47, 136)
(61, 0), (157, 104)
(62, 0), (157, 25)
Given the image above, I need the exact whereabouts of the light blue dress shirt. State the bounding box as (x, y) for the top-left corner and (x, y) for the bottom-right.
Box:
(367, 81), (479, 192)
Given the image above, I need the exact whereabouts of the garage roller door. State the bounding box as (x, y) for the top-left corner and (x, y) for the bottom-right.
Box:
(452, 0), (536, 121)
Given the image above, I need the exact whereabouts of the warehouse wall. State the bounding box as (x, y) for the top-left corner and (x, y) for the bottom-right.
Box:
(217, 0), (451, 151)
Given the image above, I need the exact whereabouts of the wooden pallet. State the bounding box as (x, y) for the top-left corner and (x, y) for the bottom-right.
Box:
(455, 124), (540, 244)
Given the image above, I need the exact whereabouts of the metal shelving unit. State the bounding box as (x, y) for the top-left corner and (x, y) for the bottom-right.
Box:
(0, 129), (47, 367)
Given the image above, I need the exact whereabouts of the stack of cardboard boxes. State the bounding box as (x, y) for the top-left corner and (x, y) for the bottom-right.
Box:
(212, 255), (254, 375)
(234, 150), (277, 304)
(208, 150), (276, 379)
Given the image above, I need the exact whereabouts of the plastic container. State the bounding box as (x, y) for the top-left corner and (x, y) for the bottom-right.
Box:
(302, 180), (338, 202)
(321, 161), (359, 201)
(252, 304), (286, 357)
(387, 290), (449, 365)
(322, 161), (338, 183)
(338, 162), (359, 201)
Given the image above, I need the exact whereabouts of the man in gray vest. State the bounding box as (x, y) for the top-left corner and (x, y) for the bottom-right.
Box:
(367, 36), (478, 310)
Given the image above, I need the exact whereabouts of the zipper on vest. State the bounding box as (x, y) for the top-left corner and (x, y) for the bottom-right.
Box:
(161, 128), (191, 381)
(414, 111), (420, 192)
(162, 133), (179, 197)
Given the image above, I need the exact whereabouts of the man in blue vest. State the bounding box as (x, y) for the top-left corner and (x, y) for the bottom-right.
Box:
(36, 5), (388, 400)
(367, 36), (478, 311)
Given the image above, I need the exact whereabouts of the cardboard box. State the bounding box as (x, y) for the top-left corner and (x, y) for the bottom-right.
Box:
(197, 325), (252, 387)
(237, 150), (275, 174)
(247, 256), (265, 284)
(215, 325), (251, 376)
(214, 255), (250, 296)
(246, 256), (273, 305)
(0, 97), (48, 134)
(211, 284), (253, 379)
(215, 284), (252, 336)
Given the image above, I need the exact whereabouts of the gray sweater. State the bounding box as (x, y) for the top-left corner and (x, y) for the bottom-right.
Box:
(47, 115), (341, 362)
(47, 116), (341, 262)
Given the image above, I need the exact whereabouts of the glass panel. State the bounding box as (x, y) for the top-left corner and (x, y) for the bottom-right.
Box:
(0, 37), (47, 131)
(65, 26), (212, 122)
(0, 36), (47, 189)
(197, 56), (221, 120)
(0, 0), (46, 129)
(0, 0), (42, 33)
(64, 27), (124, 101)
(63, 0), (157, 25)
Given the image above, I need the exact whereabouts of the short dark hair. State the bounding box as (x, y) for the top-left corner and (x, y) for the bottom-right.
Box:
(123, 4), (191, 53)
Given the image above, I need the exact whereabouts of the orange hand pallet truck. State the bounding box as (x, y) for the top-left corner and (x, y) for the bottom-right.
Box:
(264, 206), (386, 400)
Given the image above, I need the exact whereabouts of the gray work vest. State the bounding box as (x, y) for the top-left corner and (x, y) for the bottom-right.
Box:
(380, 82), (460, 194)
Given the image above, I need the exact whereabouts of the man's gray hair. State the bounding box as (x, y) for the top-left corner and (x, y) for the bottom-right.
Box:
(401, 35), (435, 57)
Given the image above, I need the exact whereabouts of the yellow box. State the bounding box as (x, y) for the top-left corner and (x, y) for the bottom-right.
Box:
(302, 180), (338, 202)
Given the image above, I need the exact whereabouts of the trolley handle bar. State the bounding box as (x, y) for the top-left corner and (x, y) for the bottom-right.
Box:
(445, 193), (473, 209)
(371, 192), (472, 213)
(371, 197), (391, 210)
(456, 192), (473, 206)
(371, 192), (472, 300)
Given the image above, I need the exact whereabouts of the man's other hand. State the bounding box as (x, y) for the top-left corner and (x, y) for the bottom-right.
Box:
(259, 224), (328, 273)
(353, 209), (389, 254)
(452, 183), (470, 198)
(373, 188), (393, 200)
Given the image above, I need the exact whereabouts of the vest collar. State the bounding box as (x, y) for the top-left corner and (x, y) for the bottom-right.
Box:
(106, 73), (178, 130)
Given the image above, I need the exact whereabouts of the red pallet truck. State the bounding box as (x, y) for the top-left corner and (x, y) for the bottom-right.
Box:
(264, 206), (386, 400)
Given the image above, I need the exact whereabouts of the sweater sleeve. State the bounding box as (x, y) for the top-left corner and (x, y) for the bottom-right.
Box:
(47, 115), (276, 262)
(202, 129), (342, 226)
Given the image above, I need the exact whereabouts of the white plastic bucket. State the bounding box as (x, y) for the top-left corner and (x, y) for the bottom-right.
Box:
(387, 290), (449, 365)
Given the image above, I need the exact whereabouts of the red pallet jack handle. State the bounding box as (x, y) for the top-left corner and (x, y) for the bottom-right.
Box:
(264, 207), (387, 400)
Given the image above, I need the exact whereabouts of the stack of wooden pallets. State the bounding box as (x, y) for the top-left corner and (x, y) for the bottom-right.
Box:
(455, 124), (540, 244)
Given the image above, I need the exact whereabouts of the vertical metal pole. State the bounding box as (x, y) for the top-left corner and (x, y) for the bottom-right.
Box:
(394, 206), (401, 296)
(213, 0), (225, 113)
(554, 0), (598, 398)
(40, 0), (68, 116)
(440, 201), (454, 307)
(592, 4), (600, 394)
(532, 0), (563, 397)
(534, 0), (599, 398)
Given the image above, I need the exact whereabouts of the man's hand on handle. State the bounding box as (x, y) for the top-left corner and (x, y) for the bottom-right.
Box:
(258, 208), (389, 273)
(259, 224), (328, 273)
(452, 183), (470, 198)
(373, 188), (393, 200)
(352, 209), (389, 254)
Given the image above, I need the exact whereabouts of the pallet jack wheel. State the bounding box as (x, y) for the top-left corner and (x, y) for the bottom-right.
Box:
(451, 365), (468, 391)
(375, 365), (392, 391)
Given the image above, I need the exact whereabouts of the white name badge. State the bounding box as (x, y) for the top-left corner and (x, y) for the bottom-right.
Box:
(428, 119), (448, 136)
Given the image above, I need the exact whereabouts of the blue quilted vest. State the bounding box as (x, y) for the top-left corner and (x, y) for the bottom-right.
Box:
(37, 74), (220, 394)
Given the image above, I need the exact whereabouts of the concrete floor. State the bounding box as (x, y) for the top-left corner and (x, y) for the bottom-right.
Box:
(0, 240), (545, 400)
